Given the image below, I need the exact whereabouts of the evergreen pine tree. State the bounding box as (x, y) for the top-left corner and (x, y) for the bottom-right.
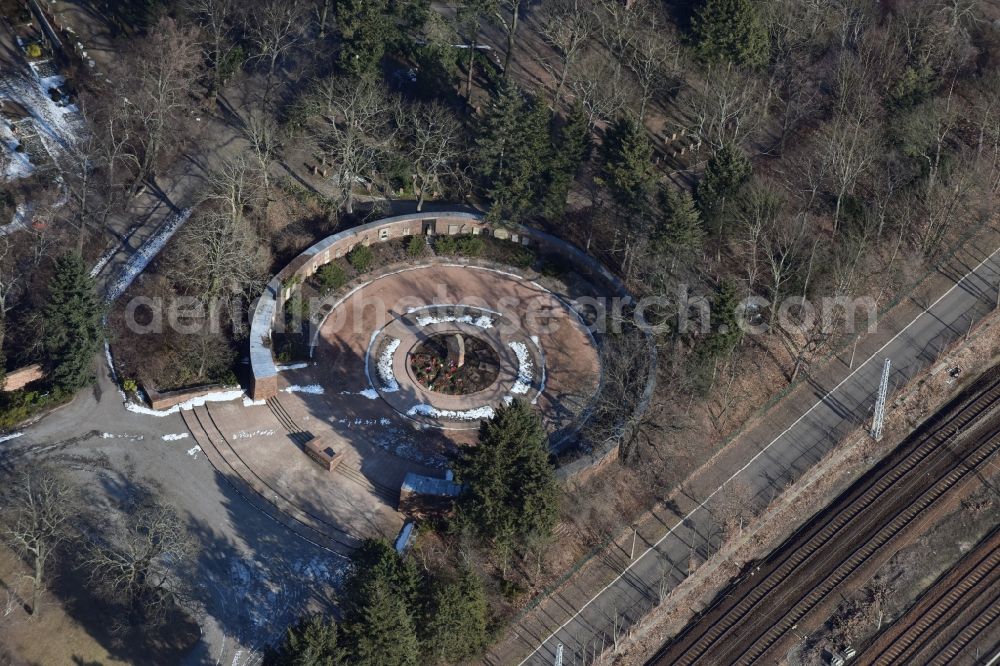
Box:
(701, 280), (742, 359)
(44, 253), (103, 392)
(421, 567), (489, 664)
(341, 539), (421, 666)
(267, 615), (344, 666)
(475, 81), (552, 224)
(656, 187), (704, 262)
(690, 0), (770, 68)
(455, 399), (558, 547)
(686, 280), (744, 394)
(601, 116), (655, 219)
(542, 103), (592, 221)
(347, 578), (420, 666)
(697, 142), (752, 238)
(337, 0), (422, 77)
(345, 539), (420, 614)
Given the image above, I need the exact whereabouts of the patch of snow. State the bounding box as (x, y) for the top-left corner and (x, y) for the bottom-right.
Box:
(370, 428), (448, 468)
(105, 208), (192, 302)
(358, 388), (380, 400)
(339, 416), (391, 427)
(88, 245), (116, 278)
(162, 433), (190, 441)
(508, 341), (533, 394)
(0, 67), (84, 180)
(2, 202), (30, 237)
(0, 432), (24, 443)
(377, 338), (400, 392)
(125, 389), (246, 416)
(413, 313), (494, 329)
(243, 396), (267, 407)
(407, 403), (495, 421)
(530, 335), (547, 404)
(104, 339), (127, 401)
(0, 119), (33, 182)
(277, 362), (309, 372)
(187, 445), (202, 458)
(232, 429), (274, 440)
(282, 384), (324, 395)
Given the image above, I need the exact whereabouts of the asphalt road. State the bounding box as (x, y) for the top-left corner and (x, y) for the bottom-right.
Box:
(508, 245), (1000, 666)
(1, 358), (345, 666)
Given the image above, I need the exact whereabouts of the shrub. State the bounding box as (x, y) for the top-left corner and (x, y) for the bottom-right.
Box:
(406, 235), (425, 257)
(457, 235), (484, 257)
(434, 235), (458, 255)
(122, 378), (138, 394)
(315, 262), (347, 294)
(25, 43), (42, 59)
(0, 388), (65, 430)
(348, 244), (375, 272)
(510, 247), (534, 269)
(540, 256), (571, 278)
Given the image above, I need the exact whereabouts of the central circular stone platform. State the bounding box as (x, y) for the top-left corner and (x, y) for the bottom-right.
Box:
(305, 263), (601, 441)
(368, 305), (544, 430)
(410, 333), (501, 394)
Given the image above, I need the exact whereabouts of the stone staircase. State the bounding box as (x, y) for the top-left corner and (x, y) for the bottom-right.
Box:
(181, 404), (361, 557)
(267, 396), (401, 506)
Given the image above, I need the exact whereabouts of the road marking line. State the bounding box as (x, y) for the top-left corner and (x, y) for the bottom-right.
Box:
(517, 246), (1000, 663)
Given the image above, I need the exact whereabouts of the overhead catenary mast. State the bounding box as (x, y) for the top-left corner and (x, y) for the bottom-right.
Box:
(871, 358), (891, 441)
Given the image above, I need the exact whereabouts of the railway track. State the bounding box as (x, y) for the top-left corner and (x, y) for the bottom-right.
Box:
(649, 370), (1000, 666)
(857, 527), (1000, 665)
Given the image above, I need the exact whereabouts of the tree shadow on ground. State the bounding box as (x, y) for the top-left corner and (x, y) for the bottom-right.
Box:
(40, 467), (202, 666)
(180, 470), (344, 661)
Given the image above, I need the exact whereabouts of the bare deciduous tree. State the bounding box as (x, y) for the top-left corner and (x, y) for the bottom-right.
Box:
(537, 0), (597, 109)
(186, 0), (242, 107)
(1, 465), (75, 615)
(818, 112), (879, 236)
(305, 76), (399, 215)
(457, 0), (494, 99)
(491, 0), (525, 78)
(680, 62), (766, 151)
(715, 481), (758, 541)
(241, 107), (281, 195)
(170, 206), (269, 300)
(403, 103), (467, 212)
(313, 0), (332, 39)
(245, 0), (306, 101)
(585, 325), (659, 462)
(202, 153), (263, 225)
(86, 497), (196, 628)
(569, 52), (629, 129)
(114, 17), (203, 198)
(913, 160), (978, 259)
(738, 184), (809, 324)
(627, 25), (679, 123)
(0, 236), (23, 329)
